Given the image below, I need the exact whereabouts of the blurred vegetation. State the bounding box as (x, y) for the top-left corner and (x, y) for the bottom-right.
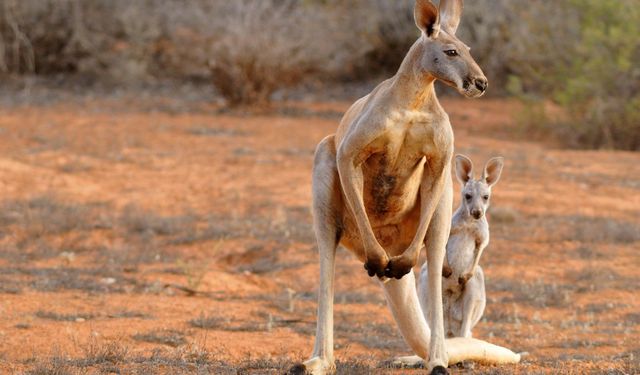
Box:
(0, 0), (638, 149)
(510, 0), (640, 151)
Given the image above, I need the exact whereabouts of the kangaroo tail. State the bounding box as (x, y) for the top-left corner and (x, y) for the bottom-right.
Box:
(445, 337), (521, 365)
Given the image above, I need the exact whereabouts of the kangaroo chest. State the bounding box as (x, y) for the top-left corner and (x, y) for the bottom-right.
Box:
(361, 117), (442, 224)
(444, 219), (488, 293)
(446, 231), (478, 274)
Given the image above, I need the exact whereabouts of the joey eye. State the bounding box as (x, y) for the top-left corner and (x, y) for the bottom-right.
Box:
(464, 194), (472, 200)
(483, 195), (489, 200)
(444, 50), (458, 57)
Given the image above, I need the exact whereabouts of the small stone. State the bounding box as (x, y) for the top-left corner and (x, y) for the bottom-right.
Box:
(59, 252), (76, 262)
(101, 277), (117, 285)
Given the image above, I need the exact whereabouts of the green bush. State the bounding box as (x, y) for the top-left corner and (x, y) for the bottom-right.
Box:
(511, 0), (640, 150)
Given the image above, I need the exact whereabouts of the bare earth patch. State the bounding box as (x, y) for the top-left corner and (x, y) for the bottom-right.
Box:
(0, 98), (638, 374)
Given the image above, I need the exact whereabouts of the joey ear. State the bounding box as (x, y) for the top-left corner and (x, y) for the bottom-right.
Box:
(439, 0), (463, 35)
(455, 154), (473, 184)
(414, 0), (440, 38)
(482, 157), (504, 186)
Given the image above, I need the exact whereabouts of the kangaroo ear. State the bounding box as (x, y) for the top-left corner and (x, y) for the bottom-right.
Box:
(482, 157), (504, 186)
(414, 0), (440, 38)
(439, 0), (463, 35)
(455, 154), (473, 184)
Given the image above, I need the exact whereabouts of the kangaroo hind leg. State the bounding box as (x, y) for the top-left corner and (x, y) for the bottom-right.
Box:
(291, 136), (342, 375)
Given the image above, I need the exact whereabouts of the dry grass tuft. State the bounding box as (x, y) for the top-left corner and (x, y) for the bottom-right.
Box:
(75, 341), (129, 367)
(488, 205), (519, 224)
(489, 278), (574, 308)
(26, 359), (72, 375)
(132, 329), (188, 348)
(35, 310), (95, 322)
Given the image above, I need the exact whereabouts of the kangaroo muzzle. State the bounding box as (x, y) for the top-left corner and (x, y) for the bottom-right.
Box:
(473, 77), (488, 93)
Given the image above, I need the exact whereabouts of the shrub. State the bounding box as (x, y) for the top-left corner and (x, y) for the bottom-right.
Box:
(0, 0), (168, 80)
(509, 0), (640, 150)
(205, 1), (319, 106)
(556, 0), (640, 150)
(203, 0), (366, 106)
(349, 0), (417, 78)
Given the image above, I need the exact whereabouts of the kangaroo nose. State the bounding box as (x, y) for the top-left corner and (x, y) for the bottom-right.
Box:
(474, 78), (488, 92)
(471, 209), (482, 219)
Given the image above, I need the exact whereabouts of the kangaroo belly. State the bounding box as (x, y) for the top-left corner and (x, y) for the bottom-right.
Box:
(446, 234), (476, 276)
(362, 153), (425, 224)
(338, 150), (427, 260)
(339, 204), (420, 261)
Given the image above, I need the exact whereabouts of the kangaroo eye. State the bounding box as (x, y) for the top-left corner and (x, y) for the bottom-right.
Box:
(465, 194), (472, 200)
(483, 195), (489, 200)
(444, 50), (458, 57)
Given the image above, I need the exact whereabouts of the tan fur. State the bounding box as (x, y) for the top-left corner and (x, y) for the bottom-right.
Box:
(421, 155), (504, 340)
(291, 2), (510, 374)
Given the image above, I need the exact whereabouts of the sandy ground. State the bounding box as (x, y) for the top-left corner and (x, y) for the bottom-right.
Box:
(0, 95), (638, 374)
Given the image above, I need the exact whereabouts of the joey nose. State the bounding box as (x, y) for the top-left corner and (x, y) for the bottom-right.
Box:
(474, 78), (488, 92)
(471, 209), (482, 219)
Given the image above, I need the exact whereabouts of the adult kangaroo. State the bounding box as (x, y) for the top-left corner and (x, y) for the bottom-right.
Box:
(291, 1), (519, 374)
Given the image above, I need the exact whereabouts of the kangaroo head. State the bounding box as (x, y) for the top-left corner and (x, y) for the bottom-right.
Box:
(413, 0), (487, 98)
(455, 155), (504, 220)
